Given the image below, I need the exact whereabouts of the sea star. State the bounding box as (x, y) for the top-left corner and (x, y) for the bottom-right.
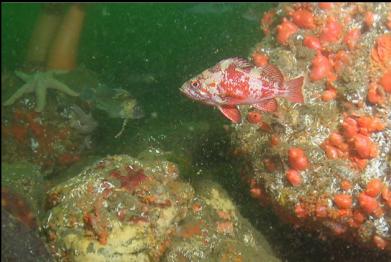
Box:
(3, 70), (79, 112)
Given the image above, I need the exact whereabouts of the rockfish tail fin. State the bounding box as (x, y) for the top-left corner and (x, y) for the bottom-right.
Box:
(285, 76), (304, 103)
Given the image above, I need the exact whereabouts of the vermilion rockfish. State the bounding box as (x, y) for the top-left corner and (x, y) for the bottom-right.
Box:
(180, 57), (304, 123)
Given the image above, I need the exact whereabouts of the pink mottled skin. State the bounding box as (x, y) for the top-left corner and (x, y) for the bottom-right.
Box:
(180, 57), (305, 123)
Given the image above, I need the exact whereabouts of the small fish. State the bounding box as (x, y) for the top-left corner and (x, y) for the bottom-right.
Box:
(69, 105), (98, 135)
(180, 57), (304, 123)
(79, 85), (144, 138)
(80, 85), (144, 120)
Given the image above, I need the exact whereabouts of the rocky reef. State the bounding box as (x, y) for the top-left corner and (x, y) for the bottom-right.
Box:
(232, 2), (391, 253)
(1, 68), (101, 174)
(42, 154), (278, 261)
(43, 154), (193, 261)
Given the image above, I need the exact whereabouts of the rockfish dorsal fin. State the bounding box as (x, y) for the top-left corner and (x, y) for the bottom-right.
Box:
(230, 57), (253, 70)
(260, 64), (284, 87)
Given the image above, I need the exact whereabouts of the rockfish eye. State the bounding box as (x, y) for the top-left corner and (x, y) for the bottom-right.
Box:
(190, 80), (200, 88)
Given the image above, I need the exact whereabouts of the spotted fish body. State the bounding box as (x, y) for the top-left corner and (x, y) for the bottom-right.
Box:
(180, 57), (304, 123)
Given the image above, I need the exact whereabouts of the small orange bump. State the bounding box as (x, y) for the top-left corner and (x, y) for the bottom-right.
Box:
(288, 147), (309, 171)
(342, 117), (358, 139)
(192, 203), (202, 213)
(331, 50), (350, 74)
(288, 147), (304, 159)
(315, 204), (328, 218)
(303, 35), (322, 50)
(286, 169), (302, 187)
(353, 134), (378, 159)
(320, 17), (342, 44)
(270, 134), (280, 146)
(259, 122), (272, 132)
(379, 71), (391, 93)
(277, 18), (299, 45)
(381, 187), (391, 208)
(336, 142), (349, 153)
(343, 28), (361, 50)
(260, 10), (275, 35)
(247, 111), (262, 124)
(217, 210), (231, 220)
(351, 156), (368, 171)
(294, 203), (307, 218)
(291, 9), (315, 29)
(293, 156), (309, 170)
(334, 194), (352, 209)
(340, 180), (352, 191)
(321, 88), (337, 101)
(364, 11), (374, 28)
(329, 132), (344, 147)
(330, 222), (347, 235)
(338, 208), (352, 218)
(319, 3), (333, 9)
(216, 221), (234, 234)
(310, 52), (333, 81)
(370, 118), (385, 132)
(359, 192), (379, 214)
(373, 235), (387, 250)
(365, 179), (383, 197)
(249, 187), (263, 200)
(359, 116), (385, 133)
(352, 210), (366, 225)
(367, 83), (385, 105)
(252, 51), (269, 67)
(373, 206), (384, 218)
(323, 144), (338, 159)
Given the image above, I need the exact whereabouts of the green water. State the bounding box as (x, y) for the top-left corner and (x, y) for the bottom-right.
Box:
(2, 3), (386, 262)
(2, 3), (269, 120)
(2, 2), (273, 158)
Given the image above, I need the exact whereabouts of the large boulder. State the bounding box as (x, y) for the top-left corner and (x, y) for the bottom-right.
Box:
(233, 2), (391, 253)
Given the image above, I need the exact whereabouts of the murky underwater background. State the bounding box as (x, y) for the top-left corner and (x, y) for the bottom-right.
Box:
(2, 3), (390, 261)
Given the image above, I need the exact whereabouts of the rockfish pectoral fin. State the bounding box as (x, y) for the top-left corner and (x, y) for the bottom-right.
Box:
(253, 98), (278, 112)
(218, 105), (242, 123)
(285, 76), (304, 103)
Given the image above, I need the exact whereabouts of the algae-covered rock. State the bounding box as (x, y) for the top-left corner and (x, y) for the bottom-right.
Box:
(42, 154), (194, 261)
(1, 208), (53, 262)
(42, 153), (279, 261)
(234, 2), (391, 254)
(163, 180), (280, 262)
(1, 161), (45, 226)
(1, 67), (99, 174)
